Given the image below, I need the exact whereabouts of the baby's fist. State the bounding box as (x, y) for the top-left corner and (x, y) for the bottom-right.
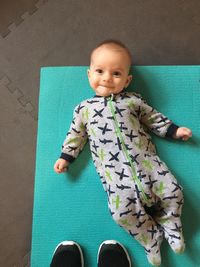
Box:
(54, 158), (69, 173)
(175, 127), (192, 141)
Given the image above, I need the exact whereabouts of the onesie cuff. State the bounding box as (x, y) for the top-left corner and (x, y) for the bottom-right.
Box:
(60, 153), (75, 163)
(166, 123), (179, 138)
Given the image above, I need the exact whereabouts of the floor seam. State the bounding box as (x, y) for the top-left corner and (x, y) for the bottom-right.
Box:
(0, 0), (49, 39)
(0, 74), (38, 121)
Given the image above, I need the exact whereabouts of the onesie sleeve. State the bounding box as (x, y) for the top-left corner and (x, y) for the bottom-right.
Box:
(138, 97), (179, 138)
(60, 104), (88, 163)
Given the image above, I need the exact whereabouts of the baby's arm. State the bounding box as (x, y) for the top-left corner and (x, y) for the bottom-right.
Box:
(173, 127), (192, 141)
(54, 158), (69, 173)
(139, 97), (175, 138)
(138, 96), (192, 140)
(54, 103), (88, 174)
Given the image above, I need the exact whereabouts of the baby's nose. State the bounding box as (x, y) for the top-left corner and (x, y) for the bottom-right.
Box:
(103, 72), (112, 82)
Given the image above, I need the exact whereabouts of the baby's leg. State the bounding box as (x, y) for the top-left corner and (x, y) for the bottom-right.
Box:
(152, 171), (185, 254)
(108, 187), (163, 266)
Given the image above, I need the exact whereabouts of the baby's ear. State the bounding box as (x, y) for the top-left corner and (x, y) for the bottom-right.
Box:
(87, 69), (90, 78)
(125, 75), (133, 88)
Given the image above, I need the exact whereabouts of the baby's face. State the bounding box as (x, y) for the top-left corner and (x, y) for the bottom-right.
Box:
(88, 45), (132, 97)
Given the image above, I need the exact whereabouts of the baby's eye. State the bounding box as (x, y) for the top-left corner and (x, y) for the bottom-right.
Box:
(113, 71), (121, 76)
(95, 69), (103, 74)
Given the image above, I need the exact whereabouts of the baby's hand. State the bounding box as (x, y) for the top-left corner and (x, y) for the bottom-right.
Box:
(174, 127), (192, 141)
(54, 158), (69, 173)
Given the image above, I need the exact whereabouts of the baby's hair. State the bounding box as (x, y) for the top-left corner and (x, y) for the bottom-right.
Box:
(90, 39), (132, 66)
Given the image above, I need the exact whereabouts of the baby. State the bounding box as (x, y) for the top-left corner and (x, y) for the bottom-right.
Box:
(54, 40), (192, 266)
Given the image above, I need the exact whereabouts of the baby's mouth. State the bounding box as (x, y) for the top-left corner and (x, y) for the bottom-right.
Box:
(99, 85), (113, 89)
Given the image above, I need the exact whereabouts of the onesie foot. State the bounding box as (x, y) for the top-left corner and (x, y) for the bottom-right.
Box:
(145, 234), (163, 266)
(170, 241), (185, 254)
(146, 250), (161, 266)
(167, 233), (185, 254)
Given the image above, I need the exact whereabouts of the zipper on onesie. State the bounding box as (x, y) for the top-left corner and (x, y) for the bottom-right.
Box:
(108, 94), (151, 207)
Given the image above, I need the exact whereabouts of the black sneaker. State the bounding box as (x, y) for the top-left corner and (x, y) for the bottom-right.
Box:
(97, 240), (131, 267)
(50, 241), (84, 267)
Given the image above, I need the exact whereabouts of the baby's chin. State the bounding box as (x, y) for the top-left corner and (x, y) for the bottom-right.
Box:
(96, 92), (112, 97)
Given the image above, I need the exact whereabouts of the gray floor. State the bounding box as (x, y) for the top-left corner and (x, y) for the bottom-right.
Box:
(0, 0), (199, 266)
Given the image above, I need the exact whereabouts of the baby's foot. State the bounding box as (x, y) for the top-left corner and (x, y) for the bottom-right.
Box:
(145, 248), (161, 266)
(145, 238), (163, 266)
(173, 244), (185, 254)
(167, 233), (185, 254)
(144, 230), (163, 266)
(169, 240), (185, 254)
(147, 255), (161, 266)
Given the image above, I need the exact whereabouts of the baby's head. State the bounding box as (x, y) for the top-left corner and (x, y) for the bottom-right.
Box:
(88, 40), (133, 97)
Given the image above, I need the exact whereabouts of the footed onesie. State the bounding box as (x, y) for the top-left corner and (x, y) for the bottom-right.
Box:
(60, 92), (185, 266)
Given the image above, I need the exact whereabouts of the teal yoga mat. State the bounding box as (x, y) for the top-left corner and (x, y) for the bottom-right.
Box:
(31, 66), (200, 267)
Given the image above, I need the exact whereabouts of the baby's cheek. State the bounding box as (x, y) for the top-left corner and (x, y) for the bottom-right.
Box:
(92, 80), (99, 89)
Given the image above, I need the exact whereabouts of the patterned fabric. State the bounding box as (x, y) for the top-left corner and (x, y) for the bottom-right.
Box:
(60, 92), (184, 265)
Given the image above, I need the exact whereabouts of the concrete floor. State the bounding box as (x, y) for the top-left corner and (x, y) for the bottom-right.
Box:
(0, 0), (199, 266)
